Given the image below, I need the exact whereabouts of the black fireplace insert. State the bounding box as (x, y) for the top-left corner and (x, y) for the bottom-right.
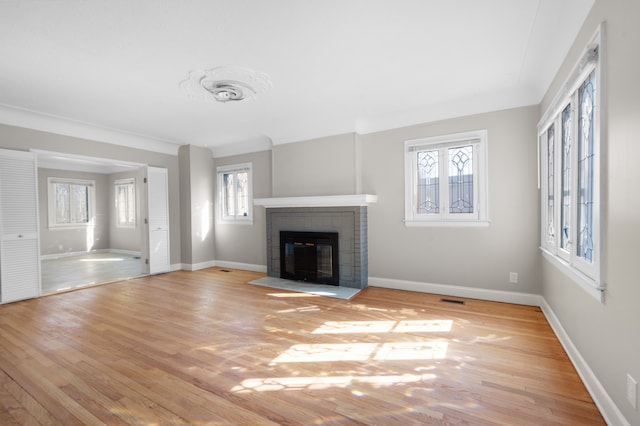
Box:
(280, 231), (339, 285)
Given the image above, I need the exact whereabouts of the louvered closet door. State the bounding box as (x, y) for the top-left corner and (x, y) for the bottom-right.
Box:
(0, 149), (41, 303)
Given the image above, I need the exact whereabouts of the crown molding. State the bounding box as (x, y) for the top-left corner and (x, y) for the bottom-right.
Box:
(0, 103), (182, 156)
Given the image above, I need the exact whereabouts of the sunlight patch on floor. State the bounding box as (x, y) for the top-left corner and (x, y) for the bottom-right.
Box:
(271, 341), (448, 364)
(312, 320), (453, 334)
(79, 258), (124, 262)
(231, 373), (438, 393)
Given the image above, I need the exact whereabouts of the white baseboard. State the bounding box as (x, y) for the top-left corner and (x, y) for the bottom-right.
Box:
(180, 260), (217, 271)
(40, 248), (140, 260)
(109, 249), (142, 256)
(540, 299), (629, 426)
(178, 260), (267, 273)
(368, 276), (541, 306)
(214, 260), (267, 273)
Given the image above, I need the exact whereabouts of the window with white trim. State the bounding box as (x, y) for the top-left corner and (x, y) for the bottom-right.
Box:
(115, 178), (136, 228)
(47, 177), (95, 228)
(405, 130), (489, 227)
(538, 25), (603, 300)
(217, 163), (253, 223)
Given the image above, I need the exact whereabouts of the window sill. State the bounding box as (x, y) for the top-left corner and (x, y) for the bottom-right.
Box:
(404, 219), (490, 228)
(540, 248), (604, 303)
(218, 219), (254, 226)
(49, 224), (93, 230)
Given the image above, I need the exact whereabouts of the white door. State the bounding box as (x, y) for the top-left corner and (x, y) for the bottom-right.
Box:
(147, 166), (170, 274)
(0, 149), (41, 303)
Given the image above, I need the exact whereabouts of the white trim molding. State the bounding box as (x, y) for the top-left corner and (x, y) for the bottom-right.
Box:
(0, 103), (181, 156)
(541, 249), (605, 302)
(180, 260), (217, 272)
(540, 298), (630, 426)
(179, 260), (267, 273)
(368, 276), (541, 306)
(214, 261), (267, 273)
(254, 194), (378, 208)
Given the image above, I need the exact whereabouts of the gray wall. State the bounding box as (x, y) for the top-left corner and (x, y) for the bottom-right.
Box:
(178, 145), (215, 266)
(108, 168), (144, 253)
(361, 106), (541, 293)
(539, 0), (640, 423)
(273, 133), (357, 197)
(0, 124), (182, 266)
(267, 106), (541, 294)
(37, 168), (110, 255)
(214, 149), (271, 267)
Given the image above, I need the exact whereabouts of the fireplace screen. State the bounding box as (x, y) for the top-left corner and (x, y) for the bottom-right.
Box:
(280, 231), (339, 285)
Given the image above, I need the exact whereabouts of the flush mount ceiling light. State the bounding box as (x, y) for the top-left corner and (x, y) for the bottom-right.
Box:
(180, 66), (272, 103)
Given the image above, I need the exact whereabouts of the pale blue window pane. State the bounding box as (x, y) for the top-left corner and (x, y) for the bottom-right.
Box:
(125, 185), (135, 223)
(236, 171), (249, 217)
(547, 125), (555, 244)
(223, 173), (235, 217)
(70, 184), (89, 223)
(55, 183), (70, 224)
(561, 105), (572, 250)
(416, 150), (439, 214)
(116, 183), (135, 225)
(448, 146), (473, 214)
(577, 71), (595, 262)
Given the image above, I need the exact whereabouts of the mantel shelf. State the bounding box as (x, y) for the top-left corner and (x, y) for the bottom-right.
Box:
(254, 194), (377, 208)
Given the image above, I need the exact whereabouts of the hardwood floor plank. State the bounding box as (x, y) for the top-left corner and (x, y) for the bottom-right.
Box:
(0, 267), (605, 425)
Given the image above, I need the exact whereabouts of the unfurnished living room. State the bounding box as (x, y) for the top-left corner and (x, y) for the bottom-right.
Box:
(0, 1), (638, 425)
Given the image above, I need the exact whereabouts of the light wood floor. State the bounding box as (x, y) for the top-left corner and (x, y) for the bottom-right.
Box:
(0, 268), (604, 425)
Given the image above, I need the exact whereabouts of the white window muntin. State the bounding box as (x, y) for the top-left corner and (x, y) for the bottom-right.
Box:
(115, 178), (136, 228)
(538, 25), (603, 298)
(47, 177), (96, 228)
(217, 162), (253, 223)
(405, 130), (488, 227)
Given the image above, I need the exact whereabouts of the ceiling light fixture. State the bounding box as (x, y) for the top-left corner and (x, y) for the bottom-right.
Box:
(180, 66), (271, 103)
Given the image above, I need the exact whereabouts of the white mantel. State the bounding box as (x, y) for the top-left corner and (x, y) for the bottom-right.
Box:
(254, 194), (377, 208)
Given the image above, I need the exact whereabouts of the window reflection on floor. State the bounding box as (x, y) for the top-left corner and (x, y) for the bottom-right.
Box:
(41, 252), (144, 294)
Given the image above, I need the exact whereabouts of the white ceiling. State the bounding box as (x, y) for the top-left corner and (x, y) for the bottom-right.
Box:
(0, 0), (594, 156)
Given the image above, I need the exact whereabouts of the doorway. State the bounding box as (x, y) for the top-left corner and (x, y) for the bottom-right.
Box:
(34, 150), (148, 294)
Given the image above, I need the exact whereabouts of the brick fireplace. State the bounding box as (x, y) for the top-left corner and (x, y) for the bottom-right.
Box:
(255, 195), (377, 290)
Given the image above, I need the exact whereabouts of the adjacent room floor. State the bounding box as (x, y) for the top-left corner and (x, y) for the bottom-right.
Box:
(40, 252), (144, 295)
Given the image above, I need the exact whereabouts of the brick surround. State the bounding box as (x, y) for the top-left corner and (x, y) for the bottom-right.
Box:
(265, 206), (368, 289)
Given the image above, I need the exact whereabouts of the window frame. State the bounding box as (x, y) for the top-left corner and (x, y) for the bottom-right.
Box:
(47, 177), (96, 229)
(538, 25), (604, 301)
(404, 129), (489, 227)
(115, 178), (136, 228)
(216, 162), (253, 224)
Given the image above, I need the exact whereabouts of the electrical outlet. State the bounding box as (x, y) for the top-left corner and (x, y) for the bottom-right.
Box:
(509, 272), (518, 284)
(628, 374), (637, 410)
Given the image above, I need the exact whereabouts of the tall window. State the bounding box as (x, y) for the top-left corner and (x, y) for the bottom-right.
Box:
(115, 178), (136, 228)
(405, 130), (489, 226)
(546, 124), (555, 246)
(217, 163), (252, 223)
(538, 26), (603, 300)
(47, 177), (95, 228)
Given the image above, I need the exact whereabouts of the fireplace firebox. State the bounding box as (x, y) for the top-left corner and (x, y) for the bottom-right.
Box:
(280, 231), (339, 285)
